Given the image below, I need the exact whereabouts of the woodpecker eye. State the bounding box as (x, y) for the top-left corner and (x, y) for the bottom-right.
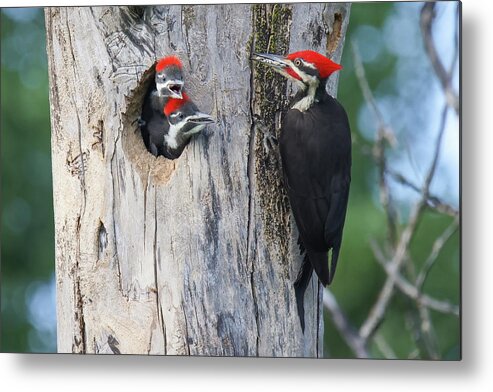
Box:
(294, 58), (302, 67)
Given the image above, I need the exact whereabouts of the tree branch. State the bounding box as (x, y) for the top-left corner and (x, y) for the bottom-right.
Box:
(359, 94), (452, 341)
(371, 241), (459, 316)
(332, 8), (459, 357)
(386, 168), (459, 217)
(358, 146), (459, 217)
(359, 203), (425, 342)
(420, 2), (459, 115)
(352, 41), (398, 246)
(323, 289), (369, 358)
(416, 217), (459, 289)
(373, 333), (397, 359)
(415, 298), (440, 359)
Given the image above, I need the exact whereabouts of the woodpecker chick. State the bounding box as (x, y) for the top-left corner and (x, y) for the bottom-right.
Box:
(140, 55), (184, 156)
(252, 50), (351, 332)
(162, 93), (214, 160)
(154, 56), (184, 100)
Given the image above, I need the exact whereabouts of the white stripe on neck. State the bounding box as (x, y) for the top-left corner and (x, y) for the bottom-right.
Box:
(165, 120), (186, 149)
(292, 80), (319, 112)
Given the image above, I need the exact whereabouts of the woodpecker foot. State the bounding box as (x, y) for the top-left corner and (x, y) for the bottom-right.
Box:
(253, 115), (278, 154)
(135, 117), (146, 129)
(263, 131), (278, 154)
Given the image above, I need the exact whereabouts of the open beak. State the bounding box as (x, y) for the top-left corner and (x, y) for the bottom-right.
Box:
(186, 113), (214, 125)
(161, 80), (184, 99)
(252, 52), (290, 72)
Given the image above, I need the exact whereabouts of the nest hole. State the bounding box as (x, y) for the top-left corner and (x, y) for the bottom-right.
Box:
(121, 62), (177, 186)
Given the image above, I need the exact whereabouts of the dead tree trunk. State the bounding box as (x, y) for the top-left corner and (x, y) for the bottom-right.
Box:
(45, 3), (350, 356)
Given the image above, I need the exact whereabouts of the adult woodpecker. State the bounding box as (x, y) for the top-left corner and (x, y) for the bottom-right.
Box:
(162, 93), (214, 160)
(252, 50), (351, 332)
(140, 55), (185, 156)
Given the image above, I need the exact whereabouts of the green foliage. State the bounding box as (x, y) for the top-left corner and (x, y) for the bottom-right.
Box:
(1, 8), (56, 353)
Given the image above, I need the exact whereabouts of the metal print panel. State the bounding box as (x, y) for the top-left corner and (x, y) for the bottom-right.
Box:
(1, 1), (460, 359)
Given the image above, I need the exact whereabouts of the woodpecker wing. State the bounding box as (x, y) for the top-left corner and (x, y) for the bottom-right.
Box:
(146, 112), (170, 156)
(279, 94), (351, 285)
(141, 89), (169, 156)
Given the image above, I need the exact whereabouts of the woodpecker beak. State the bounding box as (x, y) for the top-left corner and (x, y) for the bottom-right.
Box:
(158, 80), (184, 99)
(185, 113), (214, 125)
(252, 53), (291, 72)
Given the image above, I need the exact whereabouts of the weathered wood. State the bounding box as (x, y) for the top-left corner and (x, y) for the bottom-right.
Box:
(46, 3), (350, 356)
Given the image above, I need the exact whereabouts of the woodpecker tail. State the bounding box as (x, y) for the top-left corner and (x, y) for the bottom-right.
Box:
(327, 242), (341, 286)
(307, 248), (332, 287)
(294, 254), (314, 333)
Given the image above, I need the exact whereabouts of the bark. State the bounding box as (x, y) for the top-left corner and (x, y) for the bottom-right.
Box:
(45, 3), (350, 356)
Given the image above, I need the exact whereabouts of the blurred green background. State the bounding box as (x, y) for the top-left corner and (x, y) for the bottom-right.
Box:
(1, 7), (56, 352)
(0, 3), (459, 357)
(329, 1), (459, 359)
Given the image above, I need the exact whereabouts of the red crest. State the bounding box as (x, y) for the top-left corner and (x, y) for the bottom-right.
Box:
(164, 92), (189, 117)
(286, 50), (342, 78)
(156, 56), (183, 72)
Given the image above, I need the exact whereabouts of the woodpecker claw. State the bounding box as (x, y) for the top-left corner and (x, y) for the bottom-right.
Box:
(135, 117), (146, 128)
(253, 115), (278, 154)
(263, 131), (278, 154)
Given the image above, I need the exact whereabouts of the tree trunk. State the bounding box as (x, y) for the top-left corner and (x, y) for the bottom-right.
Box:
(45, 3), (350, 356)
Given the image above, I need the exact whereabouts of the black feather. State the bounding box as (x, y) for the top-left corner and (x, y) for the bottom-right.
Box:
(280, 84), (351, 331)
(140, 87), (169, 156)
(294, 254), (313, 333)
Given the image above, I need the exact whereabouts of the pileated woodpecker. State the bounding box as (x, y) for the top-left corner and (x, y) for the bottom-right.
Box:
(252, 50), (351, 331)
(162, 93), (214, 160)
(140, 55), (185, 156)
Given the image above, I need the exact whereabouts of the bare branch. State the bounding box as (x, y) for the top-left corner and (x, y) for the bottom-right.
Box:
(416, 217), (460, 289)
(420, 2), (459, 115)
(375, 89), (453, 329)
(352, 41), (398, 246)
(416, 300), (440, 359)
(373, 333), (397, 359)
(351, 42), (393, 140)
(400, 255), (439, 359)
(351, 6), (459, 354)
(371, 242), (459, 316)
(360, 189), (428, 341)
(323, 289), (369, 358)
(449, 3), (460, 82)
(358, 147), (459, 217)
(387, 168), (459, 217)
(423, 104), (449, 198)
(357, 85), (453, 343)
(353, 39), (440, 341)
